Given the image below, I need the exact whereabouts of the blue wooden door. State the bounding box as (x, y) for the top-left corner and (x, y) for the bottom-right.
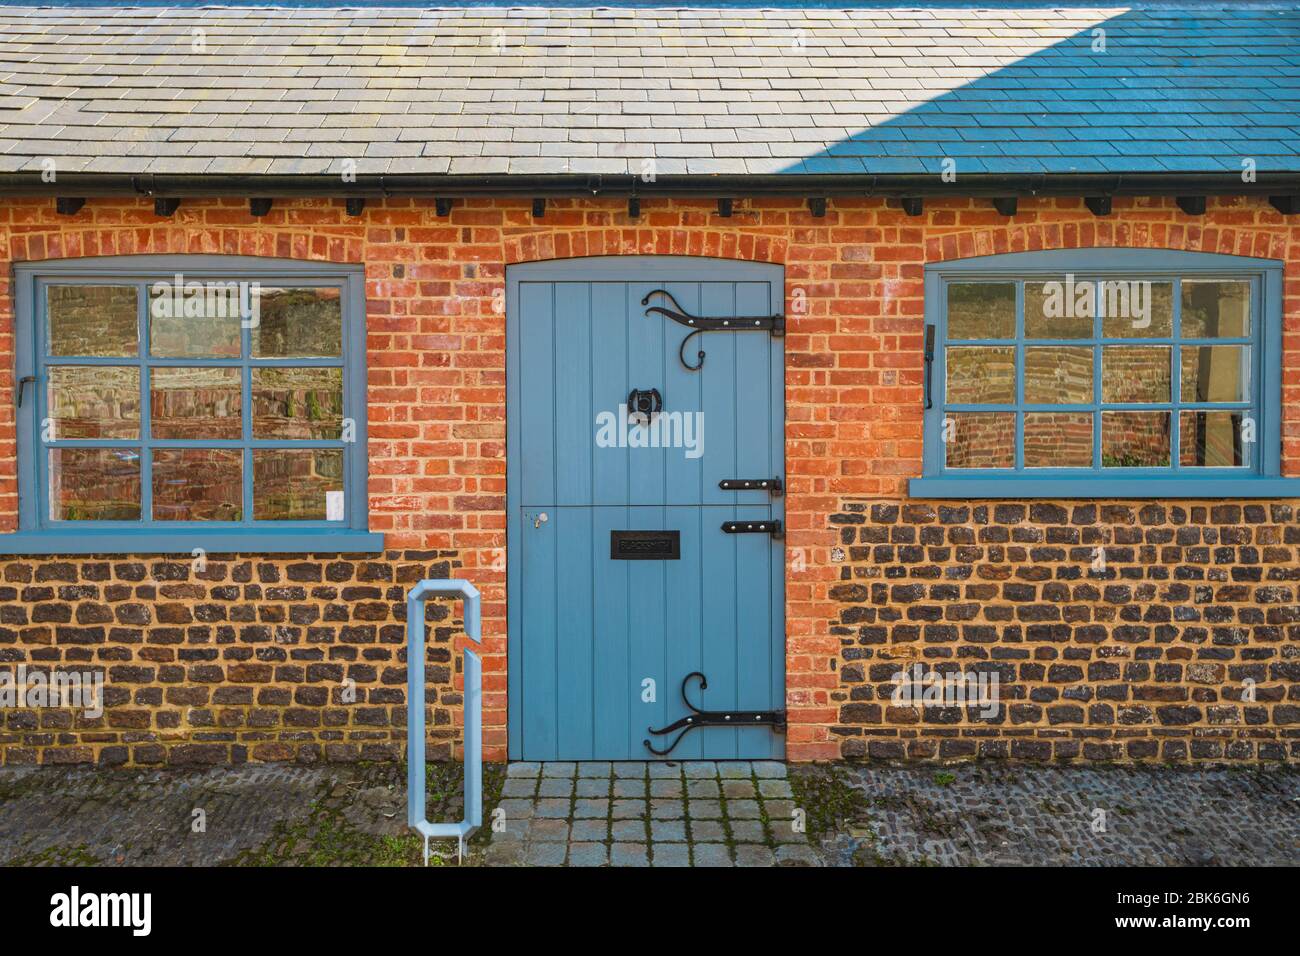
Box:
(507, 257), (785, 761)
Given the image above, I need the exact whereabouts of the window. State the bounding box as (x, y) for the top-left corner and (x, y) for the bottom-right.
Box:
(913, 248), (1295, 498)
(5, 255), (380, 553)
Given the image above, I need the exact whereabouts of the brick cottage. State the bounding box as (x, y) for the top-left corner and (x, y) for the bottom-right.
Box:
(1, 5), (1298, 768)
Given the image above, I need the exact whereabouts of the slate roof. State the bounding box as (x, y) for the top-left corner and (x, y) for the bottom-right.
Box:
(1, 3), (1298, 179)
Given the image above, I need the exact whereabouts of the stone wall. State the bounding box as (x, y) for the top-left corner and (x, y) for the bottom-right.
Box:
(0, 552), (462, 766)
(827, 500), (1300, 762)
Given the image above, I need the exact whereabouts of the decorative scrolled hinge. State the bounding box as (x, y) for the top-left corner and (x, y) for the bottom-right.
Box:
(641, 288), (785, 371)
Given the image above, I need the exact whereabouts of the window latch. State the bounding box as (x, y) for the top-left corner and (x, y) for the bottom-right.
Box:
(14, 375), (35, 408)
(923, 325), (936, 410)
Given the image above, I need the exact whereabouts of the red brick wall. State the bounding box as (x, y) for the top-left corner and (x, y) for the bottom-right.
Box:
(0, 195), (1296, 765)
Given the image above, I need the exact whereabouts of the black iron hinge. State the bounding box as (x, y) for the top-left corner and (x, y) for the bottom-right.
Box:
(721, 519), (782, 537)
(719, 477), (783, 496)
(645, 672), (787, 756)
(642, 288), (784, 371)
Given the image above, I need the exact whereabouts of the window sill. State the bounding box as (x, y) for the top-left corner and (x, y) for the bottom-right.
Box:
(0, 529), (385, 556)
(908, 477), (1300, 500)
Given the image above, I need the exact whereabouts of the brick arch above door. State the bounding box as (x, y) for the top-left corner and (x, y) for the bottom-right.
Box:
(502, 228), (789, 268)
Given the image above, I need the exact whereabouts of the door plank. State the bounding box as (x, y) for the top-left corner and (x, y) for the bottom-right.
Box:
(555, 507), (595, 757)
(519, 505), (558, 759)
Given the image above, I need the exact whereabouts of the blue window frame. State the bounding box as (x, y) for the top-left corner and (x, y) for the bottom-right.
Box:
(911, 248), (1298, 498)
(4, 255), (382, 554)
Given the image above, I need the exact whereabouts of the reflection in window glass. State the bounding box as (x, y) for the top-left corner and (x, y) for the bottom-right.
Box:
(252, 367), (344, 439)
(935, 268), (1264, 482)
(1180, 346), (1248, 403)
(1100, 280), (1172, 339)
(946, 283), (1015, 340)
(252, 287), (343, 358)
(32, 267), (358, 533)
(253, 449), (343, 520)
(1181, 280), (1249, 338)
(148, 281), (242, 357)
(49, 448), (141, 521)
(1179, 411), (1245, 467)
(48, 285), (138, 357)
(47, 366), (140, 439)
(944, 413), (1015, 468)
(1101, 411), (1170, 467)
(1024, 346), (1093, 404)
(151, 367), (242, 440)
(1024, 279), (1093, 339)
(152, 449), (243, 521)
(1024, 413), (1093, 468)
(1102, 346), (1170, 403)
(946, 347), (1014, 404)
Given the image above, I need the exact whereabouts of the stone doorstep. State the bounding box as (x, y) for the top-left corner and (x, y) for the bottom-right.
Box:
(485, 759), (814, 868)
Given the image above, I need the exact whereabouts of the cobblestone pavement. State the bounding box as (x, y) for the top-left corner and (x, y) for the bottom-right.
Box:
(809, 763), (1300, 867)
(2, 761), (1296, 866)
(484, 760), (820, 867)
(0, 764), (340, 866)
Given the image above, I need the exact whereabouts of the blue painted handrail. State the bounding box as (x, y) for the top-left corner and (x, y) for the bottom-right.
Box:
(406, 579), (482, 865)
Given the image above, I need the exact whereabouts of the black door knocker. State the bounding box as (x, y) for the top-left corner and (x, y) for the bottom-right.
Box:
(627, 387), (662, 426)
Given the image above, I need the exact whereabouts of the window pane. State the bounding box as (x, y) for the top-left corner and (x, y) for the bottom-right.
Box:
(1180, 346), (1249, 403)
(1102, 346), (1170, 403)
(47, 366), (140, 439)
(1101, 411), (1170, 467)
(148, 280), (242, 357)
(1024, 346), (1093, 404)
(252, 287), (343, 358)
(1101, 280), (1172, 338)
(945, 346), (1014, 404)
(251, 367), (344, 439)
(47, 285), (138, 357)
(1181, 280), (1249, 338)
(152, 449), (243, 521)
(944, 412), (1015, 468)
(151, 367), (243, 440)
(49, 448), (141, 521)
(1024, 279), (1093, 339)
(253, 449), (343, 520)
(1179, 411), (1246, 467)
(946, 283), (1015, 340)
(1024, 413), (1093, 468)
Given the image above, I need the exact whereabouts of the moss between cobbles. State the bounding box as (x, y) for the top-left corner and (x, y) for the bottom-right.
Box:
(788, 763), (872, 840)
(4, 843), (102, 867)
(0, 770), (46, 805)
(229, 760), (506, 867)
(789, 763), (941, 867)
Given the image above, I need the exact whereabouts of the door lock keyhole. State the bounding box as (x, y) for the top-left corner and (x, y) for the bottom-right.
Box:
(534, 512), (549, 529)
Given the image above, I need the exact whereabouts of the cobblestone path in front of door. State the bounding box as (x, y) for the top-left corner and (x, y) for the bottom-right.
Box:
(484, 760), (821, 866)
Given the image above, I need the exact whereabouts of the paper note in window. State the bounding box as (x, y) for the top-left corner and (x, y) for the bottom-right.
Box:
(326, 490), (345, 522)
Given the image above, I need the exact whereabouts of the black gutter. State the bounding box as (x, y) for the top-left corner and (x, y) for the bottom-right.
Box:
(1, 172), (1299, 199)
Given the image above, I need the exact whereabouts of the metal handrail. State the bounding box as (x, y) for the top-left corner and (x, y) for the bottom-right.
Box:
(406, 579), (482, 865)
